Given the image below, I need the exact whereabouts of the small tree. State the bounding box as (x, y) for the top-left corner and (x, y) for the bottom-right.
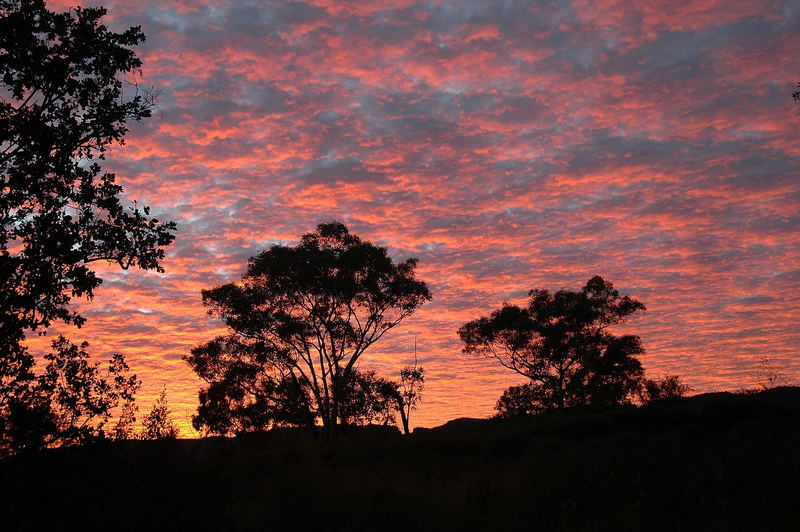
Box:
(112, 367), (141, 441)
(751, 354), (788, 390)
(397, 363), (424, 435)
(638, 375), (691, 405)
(459, 276), (646, 415)
(191, 369), (317, 436)
(185, 222), (430, 437)
(112, 398), (139, 442)
(140, 388), (178, 440)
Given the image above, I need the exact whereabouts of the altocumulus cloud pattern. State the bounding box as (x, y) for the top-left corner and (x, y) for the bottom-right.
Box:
(37, 0), (800, 432)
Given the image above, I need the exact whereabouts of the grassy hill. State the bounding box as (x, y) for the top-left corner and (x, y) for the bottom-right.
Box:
(3, 387), (799, 531)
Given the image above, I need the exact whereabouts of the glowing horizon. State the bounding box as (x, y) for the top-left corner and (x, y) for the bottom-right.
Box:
(28, 0), (800, 434)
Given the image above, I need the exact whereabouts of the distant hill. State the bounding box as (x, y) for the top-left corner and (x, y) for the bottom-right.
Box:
(415, 416), (488, 433)
(3, 387), (799, 531)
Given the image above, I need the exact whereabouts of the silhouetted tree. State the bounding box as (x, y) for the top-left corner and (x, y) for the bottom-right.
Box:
(397, 363), (424, 434)
(185, 222), (430, 437)
(0, 337), (140, 455)
(794, 82), (800, 103)
(190, 363), (406, 434)
(638, 375), (691, 405)
(0, 0), (175, 343)
(751, 354), (788, 390)
(112, 393), (139, 441)
(191, 366), (319, 435)
(459, 276), (645, 415)
(140, 387), (178, 440)
(0, 1), (174, 450)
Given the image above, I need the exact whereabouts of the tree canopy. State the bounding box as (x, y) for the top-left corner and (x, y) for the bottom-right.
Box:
(459, 276), (646, 416)
(185, 222), (431, 436)
(0, 0), (175, 453)
(0, 0), (176, 347)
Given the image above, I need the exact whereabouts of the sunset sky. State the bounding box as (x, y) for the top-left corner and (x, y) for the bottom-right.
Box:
(37, 0), (800, 433)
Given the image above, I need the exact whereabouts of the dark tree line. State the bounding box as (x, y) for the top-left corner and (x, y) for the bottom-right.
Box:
(185, 229), (688, 434)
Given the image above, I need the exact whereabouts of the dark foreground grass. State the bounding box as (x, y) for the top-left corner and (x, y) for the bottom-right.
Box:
(2, 387), (799, 531)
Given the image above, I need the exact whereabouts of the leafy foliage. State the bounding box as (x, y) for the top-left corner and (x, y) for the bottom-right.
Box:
(190, 361), (317, 435)
(339, 370), (399, 427)
(460, 276), (646, 416)
(494, 383), (544, 418)
(0, 336), (140, 456)
(112, 392), (138, 441)
(185, 222), (431, 435)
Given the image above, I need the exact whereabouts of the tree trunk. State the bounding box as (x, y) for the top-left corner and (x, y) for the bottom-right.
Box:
(557, 363), (566, 409)
(396, 395), (410, 435)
